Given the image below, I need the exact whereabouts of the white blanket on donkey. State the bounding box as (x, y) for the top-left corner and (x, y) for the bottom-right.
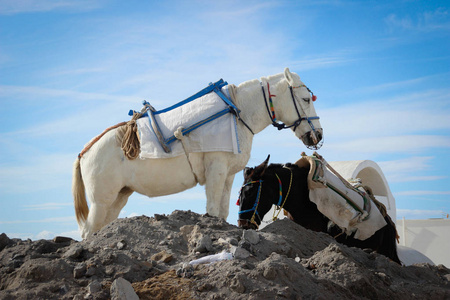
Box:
(295, 155), (387, 240)
(137, 86), (240, 159)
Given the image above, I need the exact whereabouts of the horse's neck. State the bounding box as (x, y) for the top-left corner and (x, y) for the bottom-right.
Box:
(234, 79), (272, 134)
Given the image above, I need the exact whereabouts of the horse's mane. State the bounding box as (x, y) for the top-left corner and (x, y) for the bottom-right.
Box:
(262, 72), (284, 82)
(237, 72), (285, 90)
(237, 78), (259, 89)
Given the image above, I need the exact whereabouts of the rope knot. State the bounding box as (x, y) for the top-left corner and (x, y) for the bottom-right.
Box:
(174, 126), (185, 140)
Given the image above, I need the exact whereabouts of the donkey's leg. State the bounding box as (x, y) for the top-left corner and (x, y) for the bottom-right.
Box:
(204, 155), (229, 218)
(217, 174), (235, 219)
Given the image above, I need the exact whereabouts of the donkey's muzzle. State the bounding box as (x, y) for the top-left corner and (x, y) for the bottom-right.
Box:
(238, 219), (258, 230)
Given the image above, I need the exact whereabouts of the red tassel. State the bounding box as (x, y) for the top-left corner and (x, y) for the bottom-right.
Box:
(312, 95), (317, 102)
(236, 199), (240, 206)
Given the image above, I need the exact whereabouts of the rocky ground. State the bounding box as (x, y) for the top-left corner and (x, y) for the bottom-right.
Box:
(1, 210), (449, 299)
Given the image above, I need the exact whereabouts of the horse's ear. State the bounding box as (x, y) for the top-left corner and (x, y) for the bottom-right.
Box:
(284, 67), (295, 86)
(254, 155), (270, 177)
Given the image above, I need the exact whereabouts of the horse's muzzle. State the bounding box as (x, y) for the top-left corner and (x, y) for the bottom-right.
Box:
(302, 128), (323, 148)
(238, 219), (258, 230)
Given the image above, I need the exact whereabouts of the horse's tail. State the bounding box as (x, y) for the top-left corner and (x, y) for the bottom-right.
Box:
(72, 157), (89, 227)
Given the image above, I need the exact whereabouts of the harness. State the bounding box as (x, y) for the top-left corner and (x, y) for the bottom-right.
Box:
(238, 166), (294, 229)
(129, 79), (254, 154)
(260, 81), (320, 134)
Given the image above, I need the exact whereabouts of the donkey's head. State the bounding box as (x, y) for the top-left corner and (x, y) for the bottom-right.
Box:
(237, 155), (274, 230)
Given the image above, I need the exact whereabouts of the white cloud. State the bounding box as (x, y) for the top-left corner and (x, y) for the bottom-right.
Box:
(59, 230), (81, 241)
(325, 135), (450, 155)
(130, 190), (206, 203)
(396, 190), (450, 196)
(378, 156), (447, 183)
(31, 229), (81, 241)
(397, 208), (447, 219)
(291, 53), (357, 71)
(352, 76), (430, 94)
(0, 153), (74, 193)
(0, 0), (103, 15)
(35, 230), (55, 240)
(0, 216), (75, 225)
(320, 89), (450, 139)
(21, 202), (72, 211)
(0, 85), (132, 103)
(385, 8), (450, 33)
(389, 175), (446, 183)
(379, 156), (434, 174)
(4, 229), (81, 241)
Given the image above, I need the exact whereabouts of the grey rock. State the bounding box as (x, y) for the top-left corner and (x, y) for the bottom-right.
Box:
(64, 244), (83, 259)
(176, 262), (195, 278)
(154, 214), (167, 221)
(263, 266), (277, 280)
(53, 236), (73, 243)
(88, 280), (102, 294)
(195, 235), (213, 253)
(110, 277), (139, 300)
(73, 263), (86, 279)
(230, 246), (250, 259)
(85, 266), (96, 277)
(227, 237), (239, 246)
(242, 229), (260, 244)
(0, 233), (11, 251)
(117, 240), (126, 250)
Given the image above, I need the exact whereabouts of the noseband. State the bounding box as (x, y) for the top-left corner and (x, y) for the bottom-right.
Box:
(261, 81), (320, 138)
(237, 180), (263, 229)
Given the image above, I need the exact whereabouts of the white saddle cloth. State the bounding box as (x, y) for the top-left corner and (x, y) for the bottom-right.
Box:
(295, 155), (387, 240)
(137, 86), (240, 159)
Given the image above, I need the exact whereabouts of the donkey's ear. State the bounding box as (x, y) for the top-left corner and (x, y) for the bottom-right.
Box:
(284, 67), (295, 86)
(243, 167), (254, 180)
(254, 155), (270, 177)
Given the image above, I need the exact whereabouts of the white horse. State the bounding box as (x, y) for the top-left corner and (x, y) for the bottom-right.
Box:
(73, 68), (323, 238)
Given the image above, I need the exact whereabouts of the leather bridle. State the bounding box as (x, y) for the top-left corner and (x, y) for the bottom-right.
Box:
(260, 81), (320, 140)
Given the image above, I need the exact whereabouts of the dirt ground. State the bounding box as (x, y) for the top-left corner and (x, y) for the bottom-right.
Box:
(1, 210), (449, 299)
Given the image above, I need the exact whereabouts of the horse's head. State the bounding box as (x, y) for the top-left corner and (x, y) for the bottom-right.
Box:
(262, 68), (323, 150)
(237, 155), (275, 230)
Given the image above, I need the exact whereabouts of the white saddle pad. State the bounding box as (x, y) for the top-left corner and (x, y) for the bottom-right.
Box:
(296, 155), (387, 240)
(137, 86), (240, 159)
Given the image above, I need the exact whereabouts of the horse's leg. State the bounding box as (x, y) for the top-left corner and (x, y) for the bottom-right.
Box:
(104, 187), (134, 225)
(218, 174), (235, 219)
(82, 201), (109, 238)
(82, 184), (124, 238)
(204, 154), (229, 218)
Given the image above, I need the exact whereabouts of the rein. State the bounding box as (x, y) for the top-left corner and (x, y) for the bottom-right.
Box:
(272, 167), (294, 221)
(260, 81), (320, 133)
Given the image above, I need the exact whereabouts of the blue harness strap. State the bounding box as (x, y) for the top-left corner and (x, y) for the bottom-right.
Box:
(128, 79), (239, 153)
(155, 79), (229, 115)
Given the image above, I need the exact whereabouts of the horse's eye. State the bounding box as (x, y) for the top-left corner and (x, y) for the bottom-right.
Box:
(302, 98), (310, 103)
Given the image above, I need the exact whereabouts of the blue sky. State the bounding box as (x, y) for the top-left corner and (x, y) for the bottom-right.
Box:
(0, 0), (449, 240)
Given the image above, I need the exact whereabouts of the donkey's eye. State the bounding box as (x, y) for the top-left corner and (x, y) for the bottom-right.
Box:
(302, 98), (310, 103)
